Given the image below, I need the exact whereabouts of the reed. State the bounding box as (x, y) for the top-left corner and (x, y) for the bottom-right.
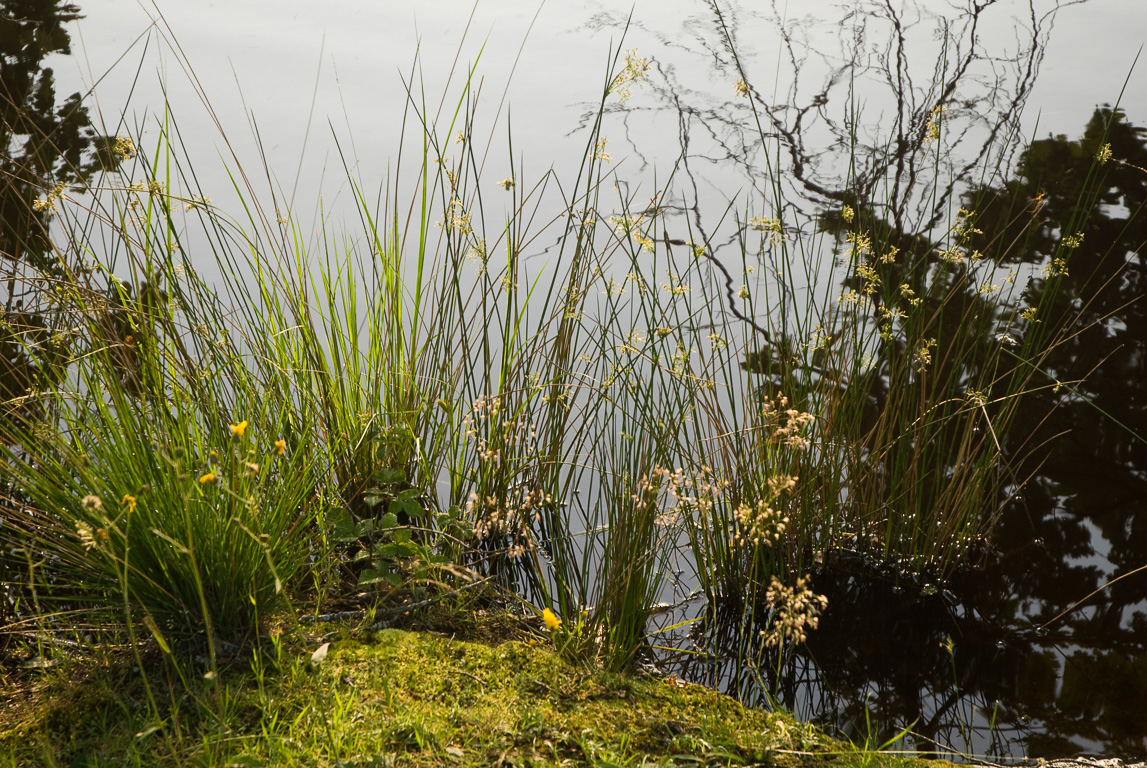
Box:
(0, 18), (1132, 682)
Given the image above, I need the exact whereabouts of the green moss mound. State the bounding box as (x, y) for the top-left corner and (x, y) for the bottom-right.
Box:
(1, 625), (954, 767)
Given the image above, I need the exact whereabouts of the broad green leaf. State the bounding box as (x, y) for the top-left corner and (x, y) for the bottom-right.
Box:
(359, 567), (393, 586)
(372, 468), (405, 485)
(328, 506), (360, 542)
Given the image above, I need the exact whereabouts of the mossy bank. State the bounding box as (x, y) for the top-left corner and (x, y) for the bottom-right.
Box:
(1, 622), (952, 768)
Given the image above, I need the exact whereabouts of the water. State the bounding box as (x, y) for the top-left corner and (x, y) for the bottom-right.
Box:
(13, 0), (1147, 760)
(55, 1), (1146, 231)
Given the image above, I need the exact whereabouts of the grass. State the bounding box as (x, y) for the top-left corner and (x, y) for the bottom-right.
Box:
(0, 608), (956, 767)
(0, 6), (1140, 762)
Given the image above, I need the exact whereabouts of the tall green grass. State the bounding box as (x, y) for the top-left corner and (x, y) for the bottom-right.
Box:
(0, 23), (1129, 680)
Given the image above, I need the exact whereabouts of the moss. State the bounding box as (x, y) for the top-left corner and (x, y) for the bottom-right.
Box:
(1, 625), (956, 767)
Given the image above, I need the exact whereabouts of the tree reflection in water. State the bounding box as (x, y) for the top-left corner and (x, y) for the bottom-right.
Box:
(666, 108), (1147, 759)
(0, 0), (123, 634)
(1, 0), (122, 432)
(590, 0), (1147, 759)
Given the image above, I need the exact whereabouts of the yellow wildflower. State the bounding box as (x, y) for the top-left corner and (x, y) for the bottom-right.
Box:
(274, 439), (286, 455)
(542, 608), (562, 631)
(230, 420), (248, 438)
(199, 472), (217, 485)
(121, 494), (137, 513)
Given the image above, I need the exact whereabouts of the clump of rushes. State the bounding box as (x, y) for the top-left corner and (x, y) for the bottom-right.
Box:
(0, 239), (322, 649)
(541, 605), (600, 666)
(678, 395), (817, 615)
(7, 401), (316, 649)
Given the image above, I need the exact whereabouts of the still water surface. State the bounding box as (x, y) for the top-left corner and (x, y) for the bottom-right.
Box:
(60, 1), (1146, 227)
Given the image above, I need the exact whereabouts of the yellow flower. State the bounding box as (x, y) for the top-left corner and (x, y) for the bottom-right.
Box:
(542, 608), (562, 631)
(230, 420), (249, 438)
(199, 472), (217, 485)
(121, 494), (137, 513)
(274, 439), (286, 456)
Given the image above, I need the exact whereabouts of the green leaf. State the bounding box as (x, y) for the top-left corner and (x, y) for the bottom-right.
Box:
(380, 541), (417, 559)
(391, 488), (426, 518)
(372, 468), (405, 486)
(328, 506), (361, 542)
(358, 567), (391, 586)
(380, 512), (399, 529)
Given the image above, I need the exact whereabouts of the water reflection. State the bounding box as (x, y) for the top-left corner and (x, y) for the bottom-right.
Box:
(581, 0), (1147, 759)
(586, 0), (1063, 243)
(637, 3), (1147, 756)
(0, 0), (121, 434)
(0, 0), (123, 631)
(956, 105), (1147, 757)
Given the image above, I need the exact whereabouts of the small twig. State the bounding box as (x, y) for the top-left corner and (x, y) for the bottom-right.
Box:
(1037, 563), (1147, 631)
(527, 678), (554, 693)
(453, 669), (488, 688)
(301, 609), (371, 624)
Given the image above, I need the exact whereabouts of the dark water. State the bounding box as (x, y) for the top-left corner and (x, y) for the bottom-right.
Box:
(650, 97), (1147, 758)
(588, 2), (1147, 758)
(4, 0), (1147, 761)
(810, 108), (1147, 759)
